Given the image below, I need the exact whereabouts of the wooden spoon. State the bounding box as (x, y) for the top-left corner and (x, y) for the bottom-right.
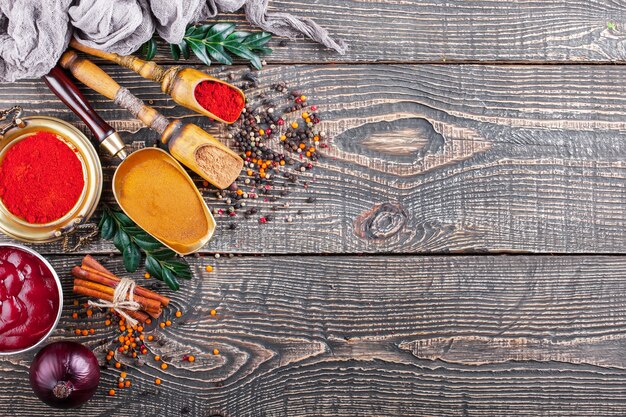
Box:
(69, 39), (245, 124)
(59, 50), (243, 190)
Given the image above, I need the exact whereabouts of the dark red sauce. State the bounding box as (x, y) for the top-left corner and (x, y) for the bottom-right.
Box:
(0, 246), (59, 352)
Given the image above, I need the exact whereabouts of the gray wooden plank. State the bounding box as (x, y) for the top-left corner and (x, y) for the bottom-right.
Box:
(3, 255), (626, 416)
(1, 64), (626, 254)
(140, 0), (626, 63)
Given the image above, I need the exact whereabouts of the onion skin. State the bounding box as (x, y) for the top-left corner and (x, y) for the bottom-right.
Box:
(29, 341), (100, 409)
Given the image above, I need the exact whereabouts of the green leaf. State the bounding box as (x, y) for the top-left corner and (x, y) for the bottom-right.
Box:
(140, 38), (157, 61)
(112, 210), (134, 227)
(148, 247), (177, 261)
(226, 31), (251, 43)
(99, 214), (116, 240)
(123, 243), (141, 272)
(188, 39), (211, 66)
(170, 43), (180, 60)
(164, 260), (192, 280)
(205, 43), (232, 65)
(145, 256), (163, 280)
(113, 229), (130, 252)
(162, 268), (180, 291)
(186, 25), (203, 38)
(205, 23), (236, 42)
(225, 43), (262, 69)
(179, 41), (190, 59)
(242, 32), (272, 48)
(133, 232), (163, 251)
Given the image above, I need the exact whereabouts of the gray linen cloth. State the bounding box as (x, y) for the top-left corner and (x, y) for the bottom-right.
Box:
(0, 0), (347, 82)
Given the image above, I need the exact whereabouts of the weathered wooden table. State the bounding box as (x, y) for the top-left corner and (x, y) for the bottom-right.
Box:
(3, 1), (626, 415)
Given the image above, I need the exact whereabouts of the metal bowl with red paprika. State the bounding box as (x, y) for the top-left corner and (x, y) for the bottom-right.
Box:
(0, 107), (102, 244)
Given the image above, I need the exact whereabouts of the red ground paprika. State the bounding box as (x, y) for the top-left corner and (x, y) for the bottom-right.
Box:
(194, 80), (244, 122)
(0, 131), (85, 224)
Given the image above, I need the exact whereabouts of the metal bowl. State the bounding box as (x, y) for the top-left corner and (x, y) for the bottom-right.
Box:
(0, 244), (63, 355)
(0, 116), (102, 243)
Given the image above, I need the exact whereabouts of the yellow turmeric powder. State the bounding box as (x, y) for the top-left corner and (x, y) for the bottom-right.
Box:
(113, 148), (209, 253)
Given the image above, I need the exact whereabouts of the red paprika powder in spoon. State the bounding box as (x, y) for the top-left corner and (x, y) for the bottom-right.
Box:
(0, 131), (85, 224)
(194, 80), (244, 123)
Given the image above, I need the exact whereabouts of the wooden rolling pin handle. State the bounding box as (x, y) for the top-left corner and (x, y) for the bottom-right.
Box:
(43, 66), (115, 145)
(60, 51), (170, 134)
(59, 50), (120, 101)
(70, 38), (167, 82)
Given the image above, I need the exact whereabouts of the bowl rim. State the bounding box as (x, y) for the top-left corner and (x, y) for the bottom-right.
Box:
(0, 243), (63, 355)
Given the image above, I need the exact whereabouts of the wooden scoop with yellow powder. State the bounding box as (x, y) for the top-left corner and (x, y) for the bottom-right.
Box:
(113, 148), (215, 255)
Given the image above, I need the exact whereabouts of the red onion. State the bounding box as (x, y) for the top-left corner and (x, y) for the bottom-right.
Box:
(29, 341), (100, 408)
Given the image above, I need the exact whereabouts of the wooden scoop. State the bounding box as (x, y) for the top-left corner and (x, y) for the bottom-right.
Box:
(69, 39), (245, 124)
(59, 50), (243, 190)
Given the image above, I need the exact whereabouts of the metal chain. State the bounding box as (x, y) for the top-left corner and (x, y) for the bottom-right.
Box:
(0, 106), (23, 136)
(61, 223), (99, 252)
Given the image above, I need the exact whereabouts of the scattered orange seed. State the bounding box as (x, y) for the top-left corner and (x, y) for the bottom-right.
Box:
(175, 311), (182, 318)
(213, 349), (220, 355)
(159, 323), (165, 329)
(300, 95), (307, 101)
(119, 325), (126, 332)
(202, 180), (209, 187)
(137, 325), (144, 332)
(72, 312), (78, 319)
(291, 122), (299, 129)
(74, 329), (81, 335)
(161, 363), (168, 370)
(115, 362), (121, 369)
(86, 309), (93, 317)
(147, 335), (154, 341)
(118, 382), (124, 389)
(73, 300), (79, 306)
(154, 355), (161, 361)
(81, 330), (88, 337)
(125, 380), (131, 388)
(108, 350), (115, 356)
(188, 355), (195, 362)
(141, 348), (148, 354)
(120, 372), (127, 378)
(144, 273), (151, 279)
(108, 389), (115, 396)
(105, 319), (111, 326)
(146, 319), (152, 324)
(210, 309), (217, 316)
(89, 329), (95, 335)
(155, 378), (161, 385)
(165, 320), (171, 326)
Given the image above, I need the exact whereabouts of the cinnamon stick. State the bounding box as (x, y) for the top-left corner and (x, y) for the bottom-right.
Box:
(73, 279), (163, 317)
(121, 309), (150, 324)
(74, 285), (162, 319)
(72, 266), (170, 307)
(82, 255), (114, 275)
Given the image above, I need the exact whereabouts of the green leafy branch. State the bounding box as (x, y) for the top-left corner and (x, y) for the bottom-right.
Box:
(99, 206), (192, 291)
(140, 23), (272, 70)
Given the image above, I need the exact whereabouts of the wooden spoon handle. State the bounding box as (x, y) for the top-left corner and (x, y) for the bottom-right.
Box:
(43, 66), (115, 144)
(70, 38), (167, 82)
(60, 50), (170, 135)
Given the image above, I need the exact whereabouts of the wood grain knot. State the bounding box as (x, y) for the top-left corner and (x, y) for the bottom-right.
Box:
(354, 202), (407, 240)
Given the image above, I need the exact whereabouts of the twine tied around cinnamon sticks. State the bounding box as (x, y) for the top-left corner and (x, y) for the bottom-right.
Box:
(72, 255), (170, 325)
(88, 278), (142, 327)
